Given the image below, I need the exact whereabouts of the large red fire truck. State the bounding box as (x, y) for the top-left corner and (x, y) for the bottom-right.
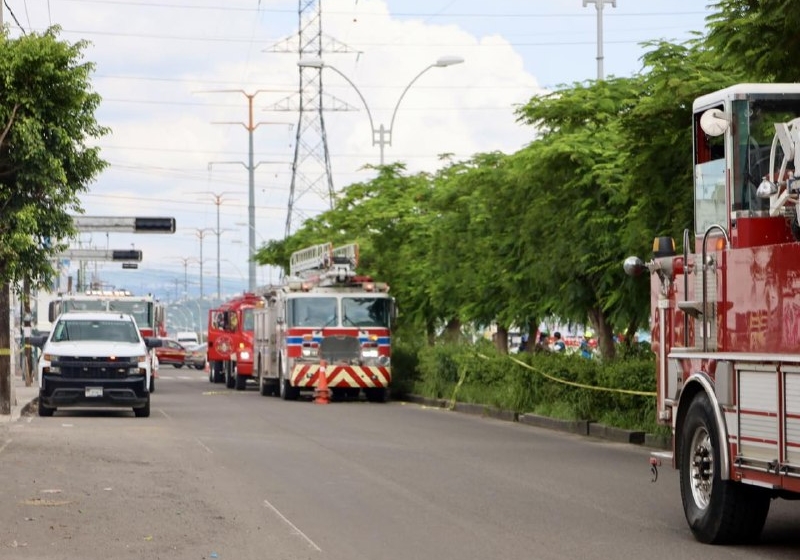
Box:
(253, 242), (394, 402)
(206, 292), (264, 390)
(46, 289), (167, 392)
(625, 83), (800, 544)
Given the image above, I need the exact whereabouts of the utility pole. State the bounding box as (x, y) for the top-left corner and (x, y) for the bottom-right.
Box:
(197, 191), (234, 300)
(583, 0), (616, 80)
(200, 89), (291, 292)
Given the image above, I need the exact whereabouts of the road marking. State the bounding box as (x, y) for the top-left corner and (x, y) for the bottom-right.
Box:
(195, 437), (213, 454)
(158, 409), (172, 420)
(0, 438), (11, 455)
(263, 498), (321, 552)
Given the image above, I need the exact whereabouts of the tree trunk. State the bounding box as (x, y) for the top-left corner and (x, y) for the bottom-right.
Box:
(494, 324), (509, 354)
(0, 282), (10, 414)
(443, 317), (461, 343)
(587, 306), (616, 360)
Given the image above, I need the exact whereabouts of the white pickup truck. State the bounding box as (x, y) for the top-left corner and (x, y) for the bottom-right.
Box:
(29, 311), (162, 417)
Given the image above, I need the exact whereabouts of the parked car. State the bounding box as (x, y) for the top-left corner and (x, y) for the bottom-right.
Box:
(185, 342), (207, 370)
(155, 339), (188, 368)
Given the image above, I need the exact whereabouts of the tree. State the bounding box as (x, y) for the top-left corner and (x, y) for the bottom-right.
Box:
(705, 0), (800, 82)
(0, 27), (108, 413)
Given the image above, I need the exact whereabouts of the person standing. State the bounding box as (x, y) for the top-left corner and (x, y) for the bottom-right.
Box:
(580, 331), (594, 359)
(552, 331), (566, 353)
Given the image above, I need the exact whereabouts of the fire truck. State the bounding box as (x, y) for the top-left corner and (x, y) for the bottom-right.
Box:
(206, 292), (264, 390)
(253, 242), (394, 402)
(624, 84), (800, 544)
(45, 289), (167, 393)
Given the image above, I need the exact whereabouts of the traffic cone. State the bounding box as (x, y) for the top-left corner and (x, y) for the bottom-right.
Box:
(314, 360), (330, 405)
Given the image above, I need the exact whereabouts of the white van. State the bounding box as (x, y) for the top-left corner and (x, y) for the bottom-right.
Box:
(176, 331), (199, 345)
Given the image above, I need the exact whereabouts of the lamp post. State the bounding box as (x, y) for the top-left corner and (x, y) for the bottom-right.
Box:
(298, 56), (464, 165)
(176, 257), (199, 300)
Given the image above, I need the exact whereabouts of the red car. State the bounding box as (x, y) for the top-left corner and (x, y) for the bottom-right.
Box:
(155, 339), (188, 368)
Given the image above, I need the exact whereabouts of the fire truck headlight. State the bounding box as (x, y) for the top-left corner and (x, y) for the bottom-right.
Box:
(378, 355), (390, 367)
(361, 348), (379, 359)
(239, 351), (251, 360)
(302, 347), (319, 358)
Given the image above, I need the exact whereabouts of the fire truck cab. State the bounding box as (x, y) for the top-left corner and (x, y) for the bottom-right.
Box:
(207, 292), (264, 390)
(625, 84), (800, 544)
(253, 242), (395, 402)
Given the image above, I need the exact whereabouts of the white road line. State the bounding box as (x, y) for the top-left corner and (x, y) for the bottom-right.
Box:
(0, 438), (11, 455)
(263, 498), (322, 552)
(195, 437), (213, 454)
(158, 409), (172, 420)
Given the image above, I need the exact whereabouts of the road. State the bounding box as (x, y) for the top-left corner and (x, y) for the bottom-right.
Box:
(1, 369), (799, 560)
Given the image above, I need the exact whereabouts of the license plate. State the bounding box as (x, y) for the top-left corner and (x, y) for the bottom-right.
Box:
(85, 387), (103, 397)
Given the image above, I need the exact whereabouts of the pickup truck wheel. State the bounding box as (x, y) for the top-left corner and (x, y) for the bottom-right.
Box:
(679, 393), (770, 543)
(149, 376), (155, 393)
(134, 396), (150, 418)
(37, 398), (55, 417)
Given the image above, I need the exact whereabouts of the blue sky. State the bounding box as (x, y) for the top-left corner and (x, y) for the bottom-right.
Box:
(5, 0), (713, 301)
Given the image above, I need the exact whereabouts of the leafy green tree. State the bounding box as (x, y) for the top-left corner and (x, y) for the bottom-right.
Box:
(0, 27), (108, 411)
(706, 0), (800, 82)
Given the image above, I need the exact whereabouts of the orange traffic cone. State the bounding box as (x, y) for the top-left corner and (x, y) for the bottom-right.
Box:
(314, 360), (330, 405)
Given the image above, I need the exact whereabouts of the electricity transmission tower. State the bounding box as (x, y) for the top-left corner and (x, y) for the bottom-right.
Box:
(270, 0), (356, 237)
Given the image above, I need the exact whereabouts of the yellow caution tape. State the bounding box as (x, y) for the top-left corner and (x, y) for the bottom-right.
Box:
(0, 348), (10, 356)
(478, 353), (656, 397)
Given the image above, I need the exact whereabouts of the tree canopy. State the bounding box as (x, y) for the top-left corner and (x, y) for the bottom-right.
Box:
(0, 27), (108, 289)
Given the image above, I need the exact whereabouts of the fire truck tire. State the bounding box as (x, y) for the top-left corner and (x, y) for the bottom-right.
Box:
(679, 393), (770, 544)
(365, 388), (387, 403)
(225, 366), (236, 389)
(235, 371), (247, 391)
(134, 395), (151, 418)
(279, 367), (299, 401)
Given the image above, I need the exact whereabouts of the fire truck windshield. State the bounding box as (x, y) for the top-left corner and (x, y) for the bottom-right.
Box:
(106, 301), (153, 329)
(288, 298), (338, 328)
(342, 297), (391, 328)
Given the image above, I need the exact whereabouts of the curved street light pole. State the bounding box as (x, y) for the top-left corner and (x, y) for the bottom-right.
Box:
(299, 56), (464, 165)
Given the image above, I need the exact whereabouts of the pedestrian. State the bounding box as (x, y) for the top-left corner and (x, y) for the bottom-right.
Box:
(552, 331), (566, 353)
(534, 331), (550, 353)
(580, 331), (593, 359)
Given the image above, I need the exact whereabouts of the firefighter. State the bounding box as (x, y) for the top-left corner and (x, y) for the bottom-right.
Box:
(552, 331), (566, 353)
(534, 331), (551, 353)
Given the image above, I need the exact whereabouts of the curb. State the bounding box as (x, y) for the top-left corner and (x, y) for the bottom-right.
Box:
(397, 393), (669, 450)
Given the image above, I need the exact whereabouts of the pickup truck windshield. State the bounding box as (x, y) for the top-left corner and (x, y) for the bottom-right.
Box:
(52, 320), (141, 343)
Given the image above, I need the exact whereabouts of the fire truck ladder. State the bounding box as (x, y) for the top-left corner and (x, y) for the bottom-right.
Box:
(289, 242), (359, 285)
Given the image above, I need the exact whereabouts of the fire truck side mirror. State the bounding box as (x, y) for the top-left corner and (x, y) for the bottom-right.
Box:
(699, 108), (729, 137)
(623, 256), (647, 277)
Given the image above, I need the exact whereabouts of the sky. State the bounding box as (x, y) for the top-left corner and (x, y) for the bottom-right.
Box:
(4, 0), (715, 303)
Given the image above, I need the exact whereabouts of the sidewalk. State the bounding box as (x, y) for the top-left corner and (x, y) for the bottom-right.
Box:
(0, 371), (38, 423)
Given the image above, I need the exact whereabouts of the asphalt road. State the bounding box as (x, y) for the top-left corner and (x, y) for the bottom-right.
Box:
(1, 370), (800, 560)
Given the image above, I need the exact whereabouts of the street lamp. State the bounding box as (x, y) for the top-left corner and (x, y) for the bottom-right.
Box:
(298, 55), (464, 165)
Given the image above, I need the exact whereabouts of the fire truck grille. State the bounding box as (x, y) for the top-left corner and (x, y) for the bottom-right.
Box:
(319, 336), (360, 363)
(52, 356), (137, 379)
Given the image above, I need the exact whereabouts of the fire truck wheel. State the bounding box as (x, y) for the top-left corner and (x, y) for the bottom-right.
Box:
(134, 395), (151, 418)
(259, 379), (273, 396)
(679, 393), (770, 543)
(235, 371), (247, 391)
(279, 367), (299, 401)
(225, 366), (236, 389)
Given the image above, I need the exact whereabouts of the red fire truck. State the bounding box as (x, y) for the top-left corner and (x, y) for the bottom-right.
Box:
(207, 292), (265, 390)
(253, 242), (394, 402)
(625, 83), (800, 544)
